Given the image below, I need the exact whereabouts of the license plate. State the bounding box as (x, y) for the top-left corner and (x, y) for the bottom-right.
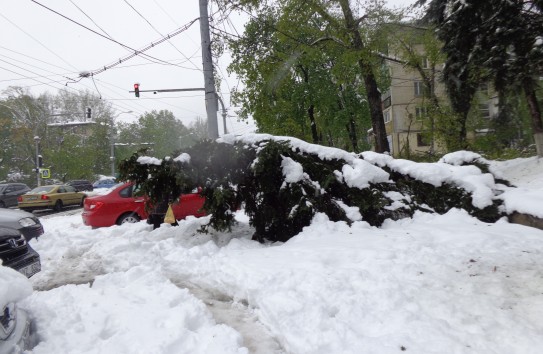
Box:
(19, 261), (41, 278)
(28, 196), (38, 200)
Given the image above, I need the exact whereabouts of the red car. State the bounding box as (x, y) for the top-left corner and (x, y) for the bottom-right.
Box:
(82, 182), (206, 228)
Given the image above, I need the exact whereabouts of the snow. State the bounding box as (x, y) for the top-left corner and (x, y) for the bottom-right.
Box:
(174, 153), (191, 164)
(137, 156), (163, 166)
(1, 148), (543, 354)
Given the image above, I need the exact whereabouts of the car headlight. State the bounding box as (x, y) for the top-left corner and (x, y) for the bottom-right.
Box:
(19, 217), (37, 227)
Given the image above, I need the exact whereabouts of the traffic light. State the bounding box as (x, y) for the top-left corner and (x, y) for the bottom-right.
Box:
(38, 155), (43, 167)
(86, 107), (91, 119)
(134, 83), (140, 98)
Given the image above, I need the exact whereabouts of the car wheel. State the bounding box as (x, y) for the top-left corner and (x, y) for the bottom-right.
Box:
(117, 213), (140, 225)
(0, 201), (5, 208)
(53, 200), (63, 212)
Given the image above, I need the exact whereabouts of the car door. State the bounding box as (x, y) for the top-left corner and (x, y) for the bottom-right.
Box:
(63, 186), (81, 205)
(118, 184), (147, 217)
(172, 188), (206, 220)
(3, 185), (19, 207)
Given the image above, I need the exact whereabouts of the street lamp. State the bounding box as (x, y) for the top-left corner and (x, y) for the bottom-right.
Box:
(34, 136), (41, 187)
(110, 111), (133, 176)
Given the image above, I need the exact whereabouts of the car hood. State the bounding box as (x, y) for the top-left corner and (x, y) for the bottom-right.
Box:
(0, 209), (35, 223)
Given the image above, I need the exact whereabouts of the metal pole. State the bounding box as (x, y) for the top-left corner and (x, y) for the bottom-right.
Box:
(217, 95), (227, 134)
(110, 139), (115, 176)
(34, 136), (41, 187)
(199, 0), (219, 139)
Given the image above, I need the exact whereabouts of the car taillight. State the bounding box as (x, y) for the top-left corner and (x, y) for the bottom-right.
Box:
(17, 196), (22, 202)
(41, 195), (50, 200)
(87, 201), (104, 211)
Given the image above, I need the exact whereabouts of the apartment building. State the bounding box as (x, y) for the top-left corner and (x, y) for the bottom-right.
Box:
(380, 44), (498, 157)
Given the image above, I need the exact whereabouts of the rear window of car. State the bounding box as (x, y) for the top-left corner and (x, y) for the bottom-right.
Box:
(29, 186), (55, 194)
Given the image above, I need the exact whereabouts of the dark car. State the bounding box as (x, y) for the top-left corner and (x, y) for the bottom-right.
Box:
(0, 209), (44, 242)
(0, 183), (31, 208)
(0, 227), (40, 353)
(66, 180), (94, 192)
(0, 227), (41, 278)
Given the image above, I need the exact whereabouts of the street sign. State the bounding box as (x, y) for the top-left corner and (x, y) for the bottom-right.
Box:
(40, 169), (51, 179)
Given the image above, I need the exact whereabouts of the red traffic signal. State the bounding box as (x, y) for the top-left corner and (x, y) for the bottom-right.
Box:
(134, 83), (140, 98)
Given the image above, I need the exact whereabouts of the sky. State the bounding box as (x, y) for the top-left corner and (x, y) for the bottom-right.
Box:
(1, 134), (543, 354)
(0, 0), (416, 133)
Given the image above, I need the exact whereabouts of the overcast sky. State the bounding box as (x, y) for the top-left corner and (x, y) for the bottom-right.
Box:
(0, 0), (415, 133)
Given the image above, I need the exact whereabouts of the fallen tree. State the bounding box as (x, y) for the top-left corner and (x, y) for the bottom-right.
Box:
(119, 134), (505, 242)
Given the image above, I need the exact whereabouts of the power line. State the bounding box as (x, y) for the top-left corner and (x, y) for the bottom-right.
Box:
(0, 12), (79, 71)
(122, 0), (201, 72)
(30, 0), (198, 74)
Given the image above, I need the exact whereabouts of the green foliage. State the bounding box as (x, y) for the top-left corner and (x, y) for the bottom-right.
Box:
(227, 0), (397, 152)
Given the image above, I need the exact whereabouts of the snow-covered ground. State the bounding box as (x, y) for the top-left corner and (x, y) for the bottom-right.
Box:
(1, 154), (543, 354)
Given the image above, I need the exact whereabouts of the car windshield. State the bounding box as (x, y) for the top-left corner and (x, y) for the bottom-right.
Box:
(0, 185), (6, 193)
(29, 186), (55, 194)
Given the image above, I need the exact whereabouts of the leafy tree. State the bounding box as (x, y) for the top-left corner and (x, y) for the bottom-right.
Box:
(224, 0), (396, 153)
(115, 110), (192, 167)
(417, 0), (543, 156)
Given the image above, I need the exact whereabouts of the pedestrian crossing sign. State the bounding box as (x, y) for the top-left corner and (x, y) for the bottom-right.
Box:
(40, 169), (51, 179)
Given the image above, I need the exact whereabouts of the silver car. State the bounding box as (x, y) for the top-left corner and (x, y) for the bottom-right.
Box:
(0, 227), (40, 353)
(0, 209), (44, 242)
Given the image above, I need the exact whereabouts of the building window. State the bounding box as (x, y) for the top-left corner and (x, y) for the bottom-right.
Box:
(415, 107), (427, 120)
(414, 81), (425, 97)
(384, 109), (391, 123)
(417, 133), (430, 147)
(479, 103), (490, 119)
(383, 96), (391, 109)
(421, 57), (429, 69)
(478, 83), (489, 95)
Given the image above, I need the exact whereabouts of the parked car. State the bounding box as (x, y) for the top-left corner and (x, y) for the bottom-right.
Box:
(82, 182), (207, 227)
(0, 227), (40, 353)
(66, 180), (93, 192)
(0, 227), (41, 278)
(0, 208), (44, 241)
(18, 185), (86, 212)
(0, 183), (31, 208)
(92, 178), (117, 189)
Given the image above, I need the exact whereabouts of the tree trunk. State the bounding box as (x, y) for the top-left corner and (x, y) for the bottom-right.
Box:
(337, 0), (389, 153)
(346, 116), (358, 151)
(307, 105), (320, 144)
(522, 77), (543, 157)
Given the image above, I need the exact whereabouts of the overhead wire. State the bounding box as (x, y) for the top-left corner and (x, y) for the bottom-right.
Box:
(0, 12), (79, 71)
(122, 0), (202, 72)
(29, 0), (199, 75)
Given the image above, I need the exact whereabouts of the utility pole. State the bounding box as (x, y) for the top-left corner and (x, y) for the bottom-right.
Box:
(199, 0), (219, 139)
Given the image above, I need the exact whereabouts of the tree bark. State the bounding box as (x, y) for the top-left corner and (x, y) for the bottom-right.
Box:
(337, 0), (390, 153)
(522, 77), (543, 157)
(307, 104), (320, 144)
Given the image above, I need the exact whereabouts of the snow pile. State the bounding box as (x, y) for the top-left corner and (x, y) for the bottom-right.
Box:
(23, 267), (247, 354)
(19, 206), (543, 354)
(0, 263), (33, 307)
